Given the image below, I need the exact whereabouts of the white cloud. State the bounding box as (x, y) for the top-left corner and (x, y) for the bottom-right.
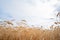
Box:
(0, 0), (59, 26)
(8, 0), (55, 19)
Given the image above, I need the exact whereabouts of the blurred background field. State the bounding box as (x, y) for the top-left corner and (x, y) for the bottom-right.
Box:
(0, 20), (60, 40)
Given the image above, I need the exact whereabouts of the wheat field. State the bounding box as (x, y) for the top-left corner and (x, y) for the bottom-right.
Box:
(0, 20), (60, 40)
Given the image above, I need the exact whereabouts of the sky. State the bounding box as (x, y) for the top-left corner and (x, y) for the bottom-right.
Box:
(0, 0), (60, 28)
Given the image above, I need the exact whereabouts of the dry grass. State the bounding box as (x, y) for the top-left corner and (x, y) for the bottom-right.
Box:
(0, 26), (60, 40)
(0, 20), (60, 40)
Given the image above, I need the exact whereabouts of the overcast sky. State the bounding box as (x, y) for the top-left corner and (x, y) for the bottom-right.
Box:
(0, 0), (60, 28)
